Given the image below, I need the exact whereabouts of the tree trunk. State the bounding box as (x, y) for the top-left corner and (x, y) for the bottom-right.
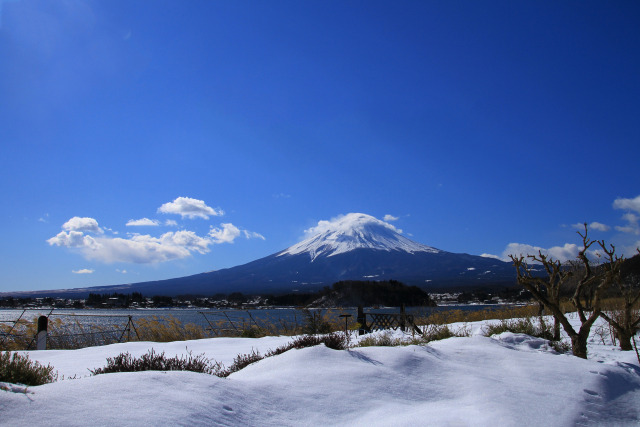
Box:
(570, 331), (589, 359)
(616, 330), (634, 351)
(553, 317), (561, 341)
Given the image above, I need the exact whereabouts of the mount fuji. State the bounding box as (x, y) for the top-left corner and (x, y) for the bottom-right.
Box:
(16, 213), (517, 297)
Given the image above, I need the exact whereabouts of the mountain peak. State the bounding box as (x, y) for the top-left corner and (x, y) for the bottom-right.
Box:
(278, 213), (440, 260)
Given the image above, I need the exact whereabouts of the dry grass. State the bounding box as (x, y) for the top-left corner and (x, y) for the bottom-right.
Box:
(414, 305), (540, 327)
(135, 316), (207, 342)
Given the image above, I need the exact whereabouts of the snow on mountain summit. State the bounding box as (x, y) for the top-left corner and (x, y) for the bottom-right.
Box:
(278, 213), (440, 260)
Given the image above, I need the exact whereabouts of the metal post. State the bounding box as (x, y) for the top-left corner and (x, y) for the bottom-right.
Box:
(357, 306), (366, 336)
(37, 316), (48, 350)
(339, 314), (352, 345)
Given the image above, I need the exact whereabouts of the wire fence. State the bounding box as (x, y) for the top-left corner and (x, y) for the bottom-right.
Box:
(0, 307), (358, 350)
(0, 310), (141, 350)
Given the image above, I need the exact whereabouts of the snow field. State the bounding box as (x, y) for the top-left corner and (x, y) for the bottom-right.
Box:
(1, 317), (639, 426)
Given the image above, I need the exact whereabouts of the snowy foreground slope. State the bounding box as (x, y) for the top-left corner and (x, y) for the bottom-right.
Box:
(2, 318), (640, 426)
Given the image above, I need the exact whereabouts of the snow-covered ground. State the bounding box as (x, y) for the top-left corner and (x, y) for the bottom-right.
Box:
(2, 316), (639, 426)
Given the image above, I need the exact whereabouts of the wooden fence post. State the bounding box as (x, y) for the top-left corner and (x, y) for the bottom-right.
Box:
(400, 304), (406, 332)
(36, 316), (48, 350)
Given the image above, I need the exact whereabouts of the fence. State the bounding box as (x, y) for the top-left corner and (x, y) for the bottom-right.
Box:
(1, 306), (424, 350)
(0, 308), (53, 349)
(0, 310), (140, 350)
(198, 309), (308, 336)
(356, 304), (422, 335)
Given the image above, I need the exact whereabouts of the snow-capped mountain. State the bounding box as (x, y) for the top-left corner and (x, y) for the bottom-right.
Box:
(279, 213), (439, 260)
(8, 213), (517, 297)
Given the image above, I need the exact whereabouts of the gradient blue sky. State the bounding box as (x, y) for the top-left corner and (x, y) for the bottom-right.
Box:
(1, 1), (639, 292)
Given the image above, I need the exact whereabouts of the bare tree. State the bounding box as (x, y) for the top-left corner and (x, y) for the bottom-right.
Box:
(512, 252), (568, 340)
(510, 224), (623, 359)
(599, 249), (640, 351)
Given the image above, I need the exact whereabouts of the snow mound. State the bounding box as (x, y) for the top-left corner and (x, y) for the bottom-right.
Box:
(491, 332), (561, 353)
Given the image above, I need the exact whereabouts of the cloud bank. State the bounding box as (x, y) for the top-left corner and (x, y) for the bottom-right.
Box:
(48, 205), (264, 264)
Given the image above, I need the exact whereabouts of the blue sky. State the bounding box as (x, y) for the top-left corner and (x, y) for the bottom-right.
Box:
(1, 1), (639, 292)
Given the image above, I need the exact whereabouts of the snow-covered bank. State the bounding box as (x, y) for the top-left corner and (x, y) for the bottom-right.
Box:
(2, 318), (639, 426)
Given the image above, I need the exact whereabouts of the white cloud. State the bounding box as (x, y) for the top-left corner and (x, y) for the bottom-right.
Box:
(159, 230), (211, 254)
(571, 222), (610, 232)
(72, 268), (94, 274)
(480, 253), (503, 260)
(506, 243), (582, 262)
(209, 223), (241, 244)
(589, 222), (610, 232)
(208, 223), (265, 244)
(613, 195), (640, 213)
(116, 269), (127, 274)
(158, 197), (223, 220)
(126, 218), (160, 227)
(485, 243), (583, 263)
(62, 217), (103, 234)
(615, 213), (640, 235)
(48, 231), (99, 248)
(383, 214), (399, 222)
(165, 220), (178, 227)
(243, 230), (266, 240)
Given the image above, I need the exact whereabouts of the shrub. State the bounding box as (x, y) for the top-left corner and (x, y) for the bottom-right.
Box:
(482, 317), (553, 340)
(550, 340), (571, 354)
(301, 309), (334, 334)
(263, 333), (349, 358)
(291, 332), (347, 350)
(356, 325), (470, 348)
(89, 349), (220, 375)
(240, 327), (267, 338)
(421, 324), (470, 342)
(215, 349), (263, 377)
(357, 332), (400, 347)
(92, 333), (349, 379)
(0, 351), (57, 386)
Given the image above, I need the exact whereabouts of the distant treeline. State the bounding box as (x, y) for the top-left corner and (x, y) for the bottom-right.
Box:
(266, 280), (437, 307)
(0, 280), (436, 309)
